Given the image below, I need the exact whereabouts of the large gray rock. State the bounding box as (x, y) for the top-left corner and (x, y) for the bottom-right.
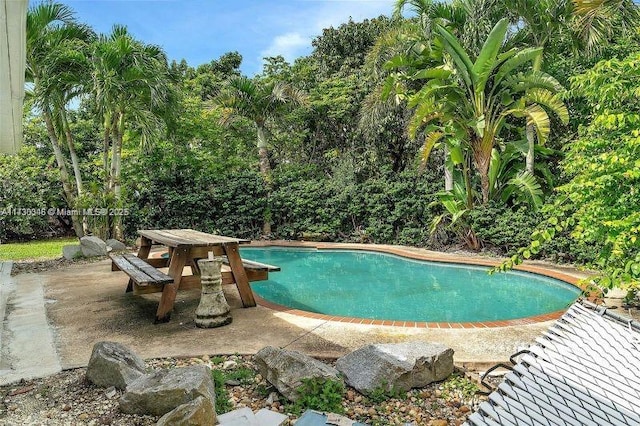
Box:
(156, 395), (216, 426)
(80, 236), (108, 257)
(62, 244), (83, 260)
(119, 365), (216, 417)
(253, 346), (341, 402)
(335, 342), (454, 394)
(86, 341), (146, 390)
(105, 239), (126, 251)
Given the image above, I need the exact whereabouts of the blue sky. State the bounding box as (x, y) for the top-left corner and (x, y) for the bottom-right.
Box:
(61, 0), (395, 75)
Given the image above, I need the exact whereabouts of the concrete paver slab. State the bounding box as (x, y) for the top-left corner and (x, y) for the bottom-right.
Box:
(217, 407), (259, 426)
(0, 261), (61, 385)
(254, 408), (288, 425)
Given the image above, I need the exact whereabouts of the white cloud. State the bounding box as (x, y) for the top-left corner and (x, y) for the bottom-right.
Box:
(260, 32), (310, 62)
(258, 0), (394, 69)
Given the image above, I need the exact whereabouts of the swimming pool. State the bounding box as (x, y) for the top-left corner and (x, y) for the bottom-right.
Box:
(242, 247), (581, 323)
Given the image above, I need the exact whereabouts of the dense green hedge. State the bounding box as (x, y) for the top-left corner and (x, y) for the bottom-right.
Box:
(124, 165), (443, 246)
(468, 201), (600, 263)
(2, 147), (595, 264)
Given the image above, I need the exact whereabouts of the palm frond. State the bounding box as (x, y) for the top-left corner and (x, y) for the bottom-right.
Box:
(420, 130), (445, 166)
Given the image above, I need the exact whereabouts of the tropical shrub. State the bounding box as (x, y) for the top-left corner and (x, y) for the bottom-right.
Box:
(497, 51), (640, 292)
(0, 147), (64, 241)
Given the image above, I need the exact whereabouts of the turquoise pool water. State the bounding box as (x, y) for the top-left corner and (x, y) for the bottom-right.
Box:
(242, 247), (581, 323)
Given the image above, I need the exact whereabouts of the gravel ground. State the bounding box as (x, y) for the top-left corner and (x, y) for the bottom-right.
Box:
(10, 257), (108, 276)
(0, 355), (486, 426)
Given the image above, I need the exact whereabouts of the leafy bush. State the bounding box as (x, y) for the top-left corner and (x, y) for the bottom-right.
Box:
(270, 166), (440, 245)
(0, 146), (64, 241)
(468, 202), (542, 255)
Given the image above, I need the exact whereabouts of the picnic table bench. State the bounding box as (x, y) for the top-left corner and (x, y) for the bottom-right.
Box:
(110, 253), (173, 286)
(109, 229), (279, 323)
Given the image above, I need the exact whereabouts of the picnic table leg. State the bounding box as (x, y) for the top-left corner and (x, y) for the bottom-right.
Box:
(224, 243), (256, 307)
(155, 246), (188, 323)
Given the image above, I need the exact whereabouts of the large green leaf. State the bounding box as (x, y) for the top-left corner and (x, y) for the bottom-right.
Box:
(495, 47), (543, 86)
(472, 18), (509, 93)
(434, 24), (473, 87)
(505, 171), (543, 210)
(525, 88), (569, 124)
(505, 71), (564, 93)
(412, 68), (452, 80)
(524, 104), (551, 145)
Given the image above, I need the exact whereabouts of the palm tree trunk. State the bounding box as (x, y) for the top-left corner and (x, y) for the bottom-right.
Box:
(526, 53), (544, 174)
(444, 145), (453, 191)
(256, 126), (272, 178)
(473, 147), (491, 205)
(43, 105), (84, 238)
(112, 127), (124, 241)
(107, 113), (124, 240)
(61, 108), (89, 234)
(525, 124), (535, 174)
(256, 125), (272, 235)
(102, 115), (112, 191)
(61, 109), (84, 195)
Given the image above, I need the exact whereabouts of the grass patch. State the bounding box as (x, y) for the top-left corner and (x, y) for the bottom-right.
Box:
(0, 237), (78, 261)
(211, 370), (233, 414)
(286, 377), (345, 415)
(224, 367), (255, 385)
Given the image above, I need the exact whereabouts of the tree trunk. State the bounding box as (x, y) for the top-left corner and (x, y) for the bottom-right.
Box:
(525, 124), (535, 174)
(61, 109), (84, 195)
(103, 116), (111, 191)
(43, 106), (84, 238)
(444, 145), (453, 191)
(474, 147), (491, 205)
(256, 125), (272, 235)
(526, 53), (544, 174)
(110, 113), (124, 240)
(61, 108), (89, 234)
(256, 126), (272, 178)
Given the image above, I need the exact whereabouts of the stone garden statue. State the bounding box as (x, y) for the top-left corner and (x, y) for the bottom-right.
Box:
(195, 257), (232, 328)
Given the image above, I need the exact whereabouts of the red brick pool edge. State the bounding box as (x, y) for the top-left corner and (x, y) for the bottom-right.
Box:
(247, 241), (592, 328)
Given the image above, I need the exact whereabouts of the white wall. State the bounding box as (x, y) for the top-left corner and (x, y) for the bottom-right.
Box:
(0, 0), (27, 154)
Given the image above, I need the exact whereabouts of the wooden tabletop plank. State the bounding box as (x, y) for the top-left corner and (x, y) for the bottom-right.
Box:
(138, 229), (249, 248)
(138, 230), (194, 247)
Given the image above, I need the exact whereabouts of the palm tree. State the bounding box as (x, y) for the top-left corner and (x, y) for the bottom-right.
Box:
(216, 76), (307, 178)
(91, 25), (176, 239)
(216, 76), (306, 234)
(404, 18), (569, 204)
(26, 2), (93, 238)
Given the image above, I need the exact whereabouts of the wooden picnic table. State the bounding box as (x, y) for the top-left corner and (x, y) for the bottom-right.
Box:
(117, 229), (259, 323)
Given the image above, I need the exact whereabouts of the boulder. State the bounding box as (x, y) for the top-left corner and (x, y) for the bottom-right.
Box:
(86, 341), (146, 390)
(253, 346), (341, 402)
(105, 239), (127, 251)
(62, 244), (83, 260)
(80, 236), (108, 257)
(156, 395), (216, 426)
(119, 365), (216, 416)
(335, 342), (454, 394)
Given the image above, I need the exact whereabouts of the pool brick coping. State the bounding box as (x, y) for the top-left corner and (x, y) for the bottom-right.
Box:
(247, 241), (592, 329)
